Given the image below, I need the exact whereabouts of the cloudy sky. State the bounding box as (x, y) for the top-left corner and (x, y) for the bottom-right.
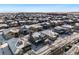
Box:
(0, 4), (79, 12)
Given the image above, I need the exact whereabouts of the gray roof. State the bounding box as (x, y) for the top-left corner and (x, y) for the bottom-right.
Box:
(0, 43), (12, 55)
(7, 38), (18, 54)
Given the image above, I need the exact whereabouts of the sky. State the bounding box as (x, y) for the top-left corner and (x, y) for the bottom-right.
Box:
(0, 4), (79, 12)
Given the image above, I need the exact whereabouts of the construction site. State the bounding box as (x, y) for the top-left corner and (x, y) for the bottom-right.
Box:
(0, 12), (79, 55)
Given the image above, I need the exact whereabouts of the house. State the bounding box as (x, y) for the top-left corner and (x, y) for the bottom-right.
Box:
(9, 28), (20, 37)
(7, 37), (31, 55)
(0, 43), (12, 55)
(41, 30), (59, 41)
(20, 25), (30, 35)
(0, 24), (9, 29)
(30, 32), (46, 46)
(54, 25), (73, 35)
(30, 24), (43, 32)
(41, 22), (50, 29)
